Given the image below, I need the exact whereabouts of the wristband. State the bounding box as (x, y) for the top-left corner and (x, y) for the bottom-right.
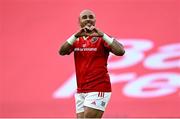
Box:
(66, 34), (77, 45)
(102, 33), (113, 45)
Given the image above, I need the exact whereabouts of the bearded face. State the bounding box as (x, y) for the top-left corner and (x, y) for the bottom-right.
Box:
(79, 10), (96, 29)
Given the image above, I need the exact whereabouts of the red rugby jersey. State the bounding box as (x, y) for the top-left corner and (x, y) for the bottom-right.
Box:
(71, 36), (112, 93)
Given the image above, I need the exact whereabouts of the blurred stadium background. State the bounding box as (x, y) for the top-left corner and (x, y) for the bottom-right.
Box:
(0, 0), (180, 118)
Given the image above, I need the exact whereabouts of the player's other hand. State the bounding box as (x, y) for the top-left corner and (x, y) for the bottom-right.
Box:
(84, 26), (104, 37)
(75, 26), (104, 37)
(74, 28), (86, 37)
(91, 27), (104, 37)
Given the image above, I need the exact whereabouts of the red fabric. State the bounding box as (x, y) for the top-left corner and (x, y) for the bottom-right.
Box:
(72, 36), (112, 92)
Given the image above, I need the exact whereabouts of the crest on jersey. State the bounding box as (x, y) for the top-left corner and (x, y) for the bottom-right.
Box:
(91, 37), (98, 43)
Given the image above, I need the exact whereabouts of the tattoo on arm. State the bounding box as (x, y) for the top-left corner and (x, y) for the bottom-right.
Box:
(110, 39), (125, 56)
(59, 42), (73, 55)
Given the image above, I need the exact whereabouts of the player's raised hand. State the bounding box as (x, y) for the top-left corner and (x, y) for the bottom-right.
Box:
(89, 27), (104, 37)
(94, 28), (104, 37)
(84, 26), (104, 37)
(74, 28), (86, 37)
(75, 26), (104, 37)
(83, 25), (95, 32)
(74, 26), (95, 37)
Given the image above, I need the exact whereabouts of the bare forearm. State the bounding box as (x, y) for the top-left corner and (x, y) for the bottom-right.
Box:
(110, 39), (125, 56)
(59, 34), (77, 56)
(102, 33), (125, 56)
(59, 42), (73, 55)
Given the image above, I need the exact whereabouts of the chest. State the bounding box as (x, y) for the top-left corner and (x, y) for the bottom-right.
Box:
(73, 37), (105, 57)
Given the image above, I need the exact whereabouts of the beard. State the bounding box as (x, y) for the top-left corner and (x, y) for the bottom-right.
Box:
(81, 20), (95, 30)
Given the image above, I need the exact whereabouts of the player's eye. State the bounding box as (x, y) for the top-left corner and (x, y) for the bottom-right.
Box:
(89, 15), (94, 19)
(82, 15), (87, 19)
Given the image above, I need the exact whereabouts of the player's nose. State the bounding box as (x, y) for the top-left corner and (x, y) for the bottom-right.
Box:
(86, 17), (90, 21)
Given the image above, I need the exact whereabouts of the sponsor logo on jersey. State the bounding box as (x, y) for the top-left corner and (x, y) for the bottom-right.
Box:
(74, 48), (97, 51)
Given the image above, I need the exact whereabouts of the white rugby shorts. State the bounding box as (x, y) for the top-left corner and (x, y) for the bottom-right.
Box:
(75, 92), (111, 113)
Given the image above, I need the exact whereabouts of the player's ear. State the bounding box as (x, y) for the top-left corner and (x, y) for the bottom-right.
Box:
(78, 17), (80, 22)
(78, 17), (81, 27)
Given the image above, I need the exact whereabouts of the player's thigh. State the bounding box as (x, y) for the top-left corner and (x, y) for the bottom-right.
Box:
(76, 112), (84, 118)
(84, 106), (104, 118)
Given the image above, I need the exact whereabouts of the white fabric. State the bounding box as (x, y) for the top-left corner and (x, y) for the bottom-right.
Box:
(75, 92), (111, 113)
(66, 34), (77, 45)
(102, 33), (113, 45)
